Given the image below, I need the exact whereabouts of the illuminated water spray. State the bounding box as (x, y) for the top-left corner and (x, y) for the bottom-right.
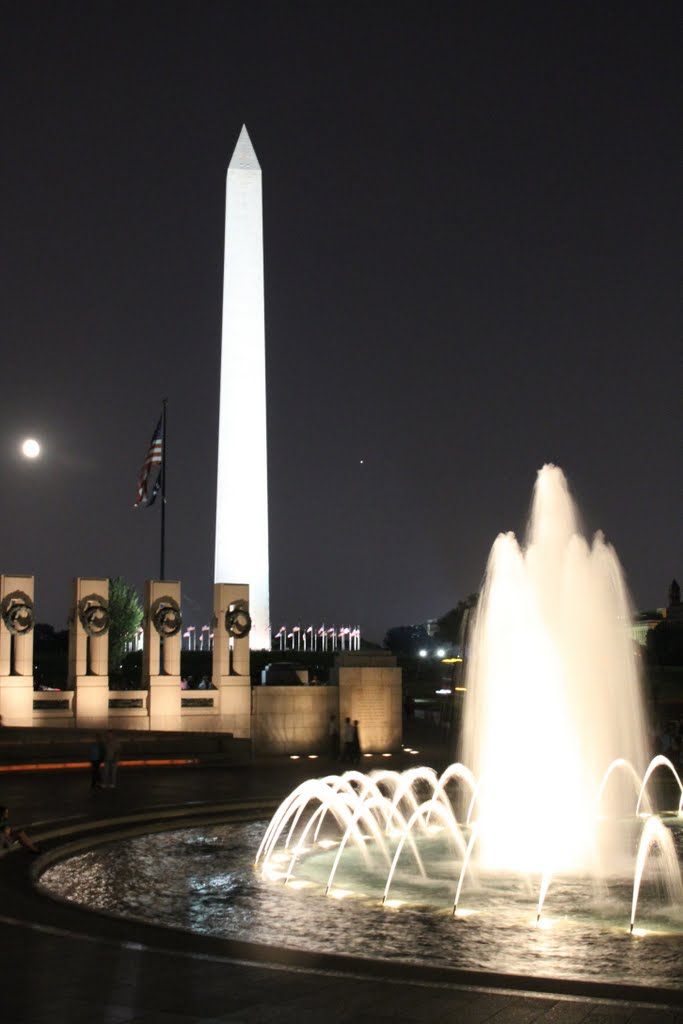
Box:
(461, 464), (649, 872)
(257, 466), (682, 934)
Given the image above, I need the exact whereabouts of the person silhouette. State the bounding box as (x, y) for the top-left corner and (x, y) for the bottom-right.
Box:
(351, 720), (361, 764)
(341, 717), (354, 763)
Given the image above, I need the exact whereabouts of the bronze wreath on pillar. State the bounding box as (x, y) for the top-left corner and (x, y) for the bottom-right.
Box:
(226, 600), (251, 639)
(151, 596), (182, 637)
(1, 591), (35, 635)
(77, 594), (110, 637)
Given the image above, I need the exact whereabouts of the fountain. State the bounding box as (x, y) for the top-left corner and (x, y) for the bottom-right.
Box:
(256, 466), (683, 941)
(40, 466), (682, 987)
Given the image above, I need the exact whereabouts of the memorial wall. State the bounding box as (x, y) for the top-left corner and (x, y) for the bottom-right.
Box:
(334, 651), (403, 753)
(0, 574), (403, 753)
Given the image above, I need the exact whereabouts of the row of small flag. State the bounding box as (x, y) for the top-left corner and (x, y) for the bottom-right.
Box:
(274, 626), (361, 637)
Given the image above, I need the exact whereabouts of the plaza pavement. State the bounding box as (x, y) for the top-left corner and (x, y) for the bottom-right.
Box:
(0, 726), (681, 1024)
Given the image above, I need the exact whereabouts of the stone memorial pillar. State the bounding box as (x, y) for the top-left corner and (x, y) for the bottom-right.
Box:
(143, 580), (182, 730)
(70, 578), (110, 728)
(212, 583), (251, 738)
(334, 651), (403, 753)
(0, 575), (35, 726)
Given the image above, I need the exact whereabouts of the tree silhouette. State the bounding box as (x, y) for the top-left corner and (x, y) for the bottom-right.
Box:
(434, 593), (479, 649)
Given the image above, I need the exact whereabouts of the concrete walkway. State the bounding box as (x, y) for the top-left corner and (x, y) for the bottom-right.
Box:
(0, 749), (681, 1023)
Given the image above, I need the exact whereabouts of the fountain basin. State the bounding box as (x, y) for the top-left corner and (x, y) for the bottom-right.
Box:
(39, 813), (683, 991)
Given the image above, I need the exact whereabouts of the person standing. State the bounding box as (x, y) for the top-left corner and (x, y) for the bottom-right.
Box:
(89, 734), (104, 790)
(351, 719), (361, 765)
(103, 731), (121, 789)
(341, 717), (355, 763)
(328, 714), (339, 759)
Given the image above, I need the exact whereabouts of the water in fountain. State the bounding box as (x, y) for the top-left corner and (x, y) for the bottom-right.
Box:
(460, 464), (649, 874)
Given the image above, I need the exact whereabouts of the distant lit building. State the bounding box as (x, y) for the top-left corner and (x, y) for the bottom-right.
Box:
(631, 610), (665, 647)
(631, 579), (682, 646)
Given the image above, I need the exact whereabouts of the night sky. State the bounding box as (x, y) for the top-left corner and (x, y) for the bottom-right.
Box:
(1, 2), (679, 643)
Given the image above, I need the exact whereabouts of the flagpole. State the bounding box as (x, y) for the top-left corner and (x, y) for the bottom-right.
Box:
(160, 397), (168, 580)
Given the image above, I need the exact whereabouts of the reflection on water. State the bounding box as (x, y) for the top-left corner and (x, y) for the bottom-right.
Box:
(41, 821), (683, 988)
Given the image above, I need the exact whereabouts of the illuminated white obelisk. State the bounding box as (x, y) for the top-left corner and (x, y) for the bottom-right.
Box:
(215, 125), (270, 649)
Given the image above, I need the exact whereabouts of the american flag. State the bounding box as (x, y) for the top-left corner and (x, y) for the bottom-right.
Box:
(134, 416), (163, 507)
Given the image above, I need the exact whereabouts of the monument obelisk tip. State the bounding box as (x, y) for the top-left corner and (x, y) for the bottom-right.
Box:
(229, 124), (260, 172)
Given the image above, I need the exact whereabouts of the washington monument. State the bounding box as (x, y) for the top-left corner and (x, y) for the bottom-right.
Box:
(214, 126), (270, 649)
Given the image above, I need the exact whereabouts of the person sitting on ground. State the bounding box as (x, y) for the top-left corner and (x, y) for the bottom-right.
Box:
(0, 806), (41, 854)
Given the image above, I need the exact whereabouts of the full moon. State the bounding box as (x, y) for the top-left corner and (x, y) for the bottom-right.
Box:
(21, 438), (41, 459)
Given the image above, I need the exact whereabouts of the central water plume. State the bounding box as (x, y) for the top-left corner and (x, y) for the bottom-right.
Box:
(460, 464), (649, 873)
